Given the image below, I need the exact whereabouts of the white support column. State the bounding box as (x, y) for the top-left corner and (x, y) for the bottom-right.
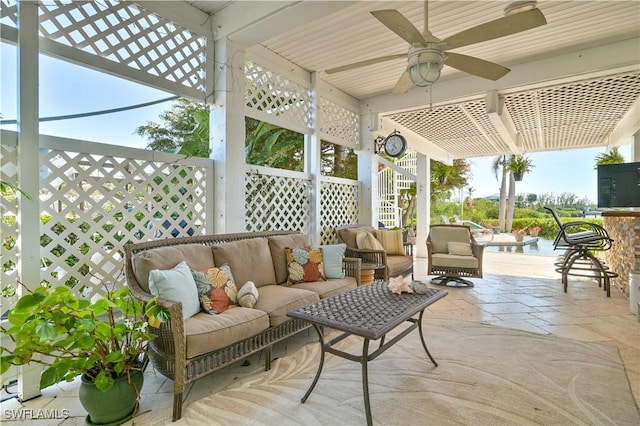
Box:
(308, 73), (322, 245)
(416, 153), (431, 259)
(632, 130), (640, 162)
(16, 0), (42, 401)
(210, 39), (247, 233)
(357, 113), (378, 226)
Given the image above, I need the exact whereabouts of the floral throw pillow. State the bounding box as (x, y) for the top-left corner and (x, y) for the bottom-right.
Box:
(285, 247), (325, 285)
(192, 264), (238, 313)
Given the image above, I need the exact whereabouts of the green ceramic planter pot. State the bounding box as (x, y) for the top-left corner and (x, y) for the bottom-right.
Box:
(79, 370), (144, 426)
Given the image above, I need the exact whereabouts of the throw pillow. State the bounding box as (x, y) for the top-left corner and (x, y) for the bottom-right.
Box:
(148, 260), (200, 319)
(312, 243), (346, 279)
(285, 247), (326, 285)
(356, 231), (384, 251)
(237, 281), (259, 308)
(195, 264), (238, 313)
(448, 242), (473, 256)
(191, 270), (219, 314)
(377, 229), (405, 255)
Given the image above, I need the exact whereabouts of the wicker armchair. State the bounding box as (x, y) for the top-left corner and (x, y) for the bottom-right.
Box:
(335, 224), (413, 280)
(427, 224), (484, 288)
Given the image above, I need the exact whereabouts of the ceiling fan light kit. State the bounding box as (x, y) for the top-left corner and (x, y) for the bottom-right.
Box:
(407, 46), (443, 86)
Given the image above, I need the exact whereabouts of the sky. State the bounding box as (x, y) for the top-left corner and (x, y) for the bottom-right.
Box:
(1, 44), (632, 204)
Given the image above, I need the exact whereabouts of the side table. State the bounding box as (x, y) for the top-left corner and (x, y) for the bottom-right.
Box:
(360, 262), (385, 285)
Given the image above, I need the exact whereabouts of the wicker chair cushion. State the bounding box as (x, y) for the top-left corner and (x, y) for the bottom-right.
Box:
(377, 229), (404, 255)
(429, 226), (472, 254)
(267, 234), (310, 284)
(356, 231), (384, 251)
(431, 253), (479, 269)
(291, 276), (357, 299)
(386, 255), (413, 277)
(253, 285), (319, 326)
(337, 226), (376, 249)
(448, 242), (473, 256)
(212, 238), (276, 288)
(184, 307), (270, 359)
(131, 244), (214, 292)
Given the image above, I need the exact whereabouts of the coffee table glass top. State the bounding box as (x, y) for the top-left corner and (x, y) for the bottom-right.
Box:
(288, 281), (448, 340)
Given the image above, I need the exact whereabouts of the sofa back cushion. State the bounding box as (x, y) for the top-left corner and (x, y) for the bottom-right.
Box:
(131, 244), (214, 292)
(268, 234), (310, 284)
(212, 238), (276, 288)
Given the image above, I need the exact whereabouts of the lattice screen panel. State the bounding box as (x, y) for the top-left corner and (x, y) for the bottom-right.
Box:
(1, 0), (206, 93)
(319, 96), (359, 148)
(387, 101), (505, 158)
(39, 149), (208, 300)
(0, 141), (19, 317)
(505, 72), (640, 152)
(245, 171), (311, 234)
(245, 60), (313, 132)
(320, 180), (359, 244)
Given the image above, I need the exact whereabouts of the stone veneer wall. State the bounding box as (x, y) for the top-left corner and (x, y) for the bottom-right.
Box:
(603, 213), (640, 296)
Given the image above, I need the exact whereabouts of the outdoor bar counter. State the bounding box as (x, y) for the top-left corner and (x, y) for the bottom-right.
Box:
(602, 210), (640, 316)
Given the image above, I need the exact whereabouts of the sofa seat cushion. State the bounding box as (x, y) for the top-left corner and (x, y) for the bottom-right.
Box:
(131, 244), (215, 292)
(386, 255), (413, 276)
(268, 234), (310, 284)
(184, 307), (269, 359)
(212, 238), (276, 288)
(292, 277), (357, 299)
(254, 285), (319, 326)
(431, 253), (479, 269)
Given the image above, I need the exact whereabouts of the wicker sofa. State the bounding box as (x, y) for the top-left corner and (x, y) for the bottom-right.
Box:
(123, 230), (361, 421)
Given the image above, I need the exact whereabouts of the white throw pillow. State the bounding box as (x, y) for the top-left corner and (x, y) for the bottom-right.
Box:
(312, 244), (346, 279)
(149, 260), (201, 319)
(447, 242), (473, 256)
(356, 231), (384, 251)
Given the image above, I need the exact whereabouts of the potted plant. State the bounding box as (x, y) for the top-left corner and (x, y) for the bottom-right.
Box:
(0, 281), (167, 425)
(528, 226), (541, 237)
(512, 229), (526, 242)
(509, 155), (534, 181)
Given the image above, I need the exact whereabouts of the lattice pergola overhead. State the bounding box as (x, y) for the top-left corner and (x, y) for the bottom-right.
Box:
(386, 71), (640, 159)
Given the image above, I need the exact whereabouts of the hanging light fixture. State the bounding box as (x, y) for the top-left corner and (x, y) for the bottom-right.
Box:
(407, 45), (444, 87)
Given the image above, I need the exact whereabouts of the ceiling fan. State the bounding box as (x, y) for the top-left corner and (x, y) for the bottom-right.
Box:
(325, 1), (547, 94)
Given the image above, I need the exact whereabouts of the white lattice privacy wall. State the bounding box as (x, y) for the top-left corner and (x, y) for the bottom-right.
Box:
(319, 96), (359, 148)
(0, 135), (211, 312)
(245, 59), (313, 134)
(0, 138), (19, 317)
(245, 168), (311, 234)
(320, 178), (359, 244)
(0, 0), (206, 97)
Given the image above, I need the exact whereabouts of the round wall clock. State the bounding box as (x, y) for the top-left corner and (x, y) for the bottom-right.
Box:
(383, 133), (407, 157)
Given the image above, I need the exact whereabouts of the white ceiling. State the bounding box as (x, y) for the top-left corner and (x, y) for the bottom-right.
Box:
(171, 1), (640, 160)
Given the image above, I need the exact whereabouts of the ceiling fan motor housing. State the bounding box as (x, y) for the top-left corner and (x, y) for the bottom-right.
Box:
(407, 44), (444, 86)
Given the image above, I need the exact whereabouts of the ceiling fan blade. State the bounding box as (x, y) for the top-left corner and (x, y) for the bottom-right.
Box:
(444, 52), (510, 81)
(442, 8), (546, 50)
(371, 9), (425, 44)
(392, 70), (413, 94)
(325, 53), (406, 74)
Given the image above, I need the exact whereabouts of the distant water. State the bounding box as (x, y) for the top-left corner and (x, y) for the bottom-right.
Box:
(485, 238), (559, 256)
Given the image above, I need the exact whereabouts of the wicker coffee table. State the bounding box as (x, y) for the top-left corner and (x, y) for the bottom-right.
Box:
(287, 280), (448, 426)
